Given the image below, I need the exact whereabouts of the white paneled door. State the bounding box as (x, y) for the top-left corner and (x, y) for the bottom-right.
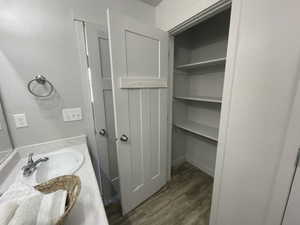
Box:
(107, 9), (169, 214)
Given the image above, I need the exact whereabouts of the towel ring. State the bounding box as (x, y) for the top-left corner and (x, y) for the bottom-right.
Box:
(27, 75), (54, 98)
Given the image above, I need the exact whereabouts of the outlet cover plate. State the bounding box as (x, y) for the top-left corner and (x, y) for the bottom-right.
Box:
(62, 108), (82, 122)
(14, 114), (28, 128)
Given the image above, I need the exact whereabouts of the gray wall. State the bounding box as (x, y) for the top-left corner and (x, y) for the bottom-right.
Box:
(0, 0), (155, 147)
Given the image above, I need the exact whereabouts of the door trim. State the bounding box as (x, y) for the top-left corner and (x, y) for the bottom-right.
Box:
(167, 36), (174, 181)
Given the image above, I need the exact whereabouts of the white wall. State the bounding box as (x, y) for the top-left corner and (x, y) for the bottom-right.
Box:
(211, 0), (300, 224)
(155, 0), (221, 31)
(0, 0), (155, 148)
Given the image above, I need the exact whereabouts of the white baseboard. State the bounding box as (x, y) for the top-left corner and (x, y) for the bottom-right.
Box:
(186, 158), (215, 177)
(172, 155), (185, 167)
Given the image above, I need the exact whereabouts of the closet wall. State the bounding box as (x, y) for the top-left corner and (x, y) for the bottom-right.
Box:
(172, 9), (231, 176)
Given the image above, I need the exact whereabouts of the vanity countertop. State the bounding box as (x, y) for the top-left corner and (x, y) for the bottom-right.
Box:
(0, 136), (109, 225)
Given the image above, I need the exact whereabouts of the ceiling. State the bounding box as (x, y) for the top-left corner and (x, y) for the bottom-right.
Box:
(139, 0), (163, 6)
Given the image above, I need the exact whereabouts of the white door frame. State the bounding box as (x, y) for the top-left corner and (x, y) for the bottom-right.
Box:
(166, 36), (174, 181)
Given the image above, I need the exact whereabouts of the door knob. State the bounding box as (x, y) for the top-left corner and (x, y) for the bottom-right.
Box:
(120, 134), (129, 142)
(99, 129), (106, 136)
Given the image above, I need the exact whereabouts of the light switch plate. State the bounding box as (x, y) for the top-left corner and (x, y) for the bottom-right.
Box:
(62, 108), (82, 122)
(13, 114), (28, 128)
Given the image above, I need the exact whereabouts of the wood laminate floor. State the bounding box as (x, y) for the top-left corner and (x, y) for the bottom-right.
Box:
(105, 162), (213, 225)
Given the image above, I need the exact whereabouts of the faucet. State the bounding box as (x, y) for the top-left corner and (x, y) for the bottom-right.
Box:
(22, 153), (49, 177)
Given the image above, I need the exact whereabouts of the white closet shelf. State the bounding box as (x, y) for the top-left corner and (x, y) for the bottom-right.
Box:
(174, 121), (218, 141)
(176, 57), (226, 70)
(174, 96), (222, 103)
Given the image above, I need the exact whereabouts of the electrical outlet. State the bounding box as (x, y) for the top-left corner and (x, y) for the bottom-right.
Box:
(13, 114), (28, 128)
(62, 108), (82, 122)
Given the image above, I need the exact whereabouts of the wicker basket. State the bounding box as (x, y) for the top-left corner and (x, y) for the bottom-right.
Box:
(34, 175), (81, 225)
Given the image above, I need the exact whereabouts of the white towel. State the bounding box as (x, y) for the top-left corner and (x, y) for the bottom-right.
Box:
(8, 194), (42, 225)
(36, 190), (67, 225)
(1, 183), (67, 225)
(0, 200), (18, 225)
(0, 182), (40, 204)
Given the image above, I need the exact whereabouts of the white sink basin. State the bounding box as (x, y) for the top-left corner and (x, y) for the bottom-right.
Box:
(35, 149), (84, 183)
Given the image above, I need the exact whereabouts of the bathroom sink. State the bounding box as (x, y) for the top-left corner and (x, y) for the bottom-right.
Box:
(35, 149), (84, 184)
